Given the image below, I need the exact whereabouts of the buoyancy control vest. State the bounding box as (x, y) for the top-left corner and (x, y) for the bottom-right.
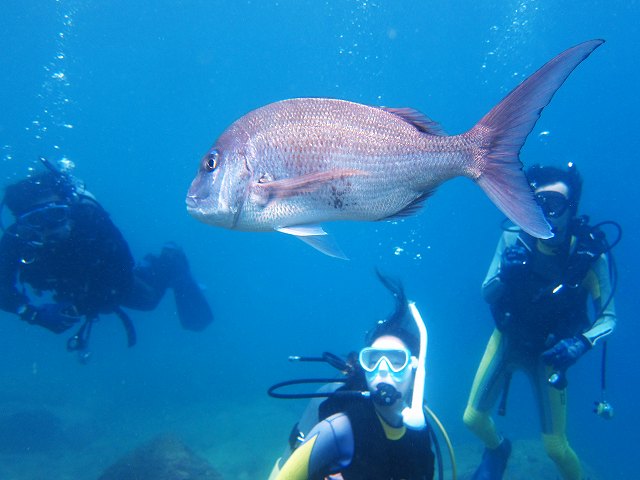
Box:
(16, 198), (135, 316)
(491, 218), (608, 352)
(318, 388), (434, 480)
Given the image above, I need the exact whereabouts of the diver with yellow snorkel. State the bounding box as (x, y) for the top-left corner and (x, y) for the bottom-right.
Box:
(268, 272), (456, 480)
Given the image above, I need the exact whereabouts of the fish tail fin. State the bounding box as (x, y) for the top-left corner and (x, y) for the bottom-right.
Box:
(468, 39), (604, 239)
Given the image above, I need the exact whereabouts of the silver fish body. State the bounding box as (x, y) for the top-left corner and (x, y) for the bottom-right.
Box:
(189, 99), (468, 230)
(187, 40), (604, 257)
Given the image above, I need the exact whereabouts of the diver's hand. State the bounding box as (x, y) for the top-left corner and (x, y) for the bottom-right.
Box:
(542, 335), (591, 370)
(499, 245), (529, 283)
(22, 303), (81, 334)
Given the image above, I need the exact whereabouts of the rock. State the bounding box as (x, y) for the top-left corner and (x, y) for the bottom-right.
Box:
(455, 438), (602, 480)
(0, 409), (63, 453)
(98, 433), (221, 480)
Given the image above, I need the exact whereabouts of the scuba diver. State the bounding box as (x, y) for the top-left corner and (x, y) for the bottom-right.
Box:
(0, 158), (214, 360)
(463, 163), (619, 480)
(268, 272), (452, 480)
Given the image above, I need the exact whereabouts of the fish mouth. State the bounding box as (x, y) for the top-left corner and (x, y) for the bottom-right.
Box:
(185, 195), (199, 209)
(186, 175), (212, 212)
(185, 191), (238, 229)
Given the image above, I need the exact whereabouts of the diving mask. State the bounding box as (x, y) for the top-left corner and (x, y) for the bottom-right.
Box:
(535, 190), (570, 218)
(18, 203), (70, 230)
(359, 347), (411, 373)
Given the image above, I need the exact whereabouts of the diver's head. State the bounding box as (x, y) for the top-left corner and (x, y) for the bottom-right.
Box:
(4, 171), (77, 217)
(3, 171), (78, 241)
(361, 271), (422, 411)
(359, 334), (418, 409)
(526, 162), (582, 244)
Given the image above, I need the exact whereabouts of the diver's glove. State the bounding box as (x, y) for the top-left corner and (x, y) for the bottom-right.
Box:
(20, 303), (81, 334)
(499, 245), (529, 284)
(542, 335), (591, 370)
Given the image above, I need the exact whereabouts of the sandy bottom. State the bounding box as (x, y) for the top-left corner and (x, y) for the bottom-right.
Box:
(0, 398), (604, 480)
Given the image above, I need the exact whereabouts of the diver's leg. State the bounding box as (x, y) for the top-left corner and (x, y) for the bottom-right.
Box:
(463, 329), (512, 479)
(120, 274), (165, 311)
(123, 243), (213, 330)
(532, 360), (582, 480)
(464, 329), (507, 447)
(159, 243), (213, 331)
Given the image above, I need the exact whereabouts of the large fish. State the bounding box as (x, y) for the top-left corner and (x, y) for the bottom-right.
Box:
(187, 40), (603, 259)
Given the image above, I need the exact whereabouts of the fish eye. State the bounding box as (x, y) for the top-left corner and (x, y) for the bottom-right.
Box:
(205, 149), (220, 172)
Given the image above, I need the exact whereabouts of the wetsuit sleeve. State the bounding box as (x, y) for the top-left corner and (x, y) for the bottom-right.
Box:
(275, 413), (354, 480)
(581, 253), (616, 346)
(0, 230), (29, 314)
(481, 231), (518, 304)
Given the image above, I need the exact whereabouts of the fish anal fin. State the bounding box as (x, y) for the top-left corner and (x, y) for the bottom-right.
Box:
(379, 190), (434, 221)
(381, 107), (447, 136)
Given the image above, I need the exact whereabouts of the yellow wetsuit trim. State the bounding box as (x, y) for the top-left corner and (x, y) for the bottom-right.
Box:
(542, 432), (581, 480)
(268, 458), (282, 480)
(467, 330), (501, 403)
(275, 434), (319, 480)
(375, 412), (406, 440)
(542, 368), (580, 480)
(463, 329), (503, 449)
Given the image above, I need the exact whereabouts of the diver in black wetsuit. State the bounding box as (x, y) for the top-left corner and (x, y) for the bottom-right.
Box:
(269, 273), (435, 480)
(0, 160), (213, 357)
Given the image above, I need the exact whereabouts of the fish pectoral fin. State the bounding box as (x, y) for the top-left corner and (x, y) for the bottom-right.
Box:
(276, 225), (349, 260)
(256, 169), (365, 200)
(277, 225), (327, 236)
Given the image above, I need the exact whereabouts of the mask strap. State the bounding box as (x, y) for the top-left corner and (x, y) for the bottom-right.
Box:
(401, 301), (427, 429)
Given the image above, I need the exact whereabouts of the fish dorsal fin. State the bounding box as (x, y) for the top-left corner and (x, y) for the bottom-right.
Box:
(381, 107), (447, 136)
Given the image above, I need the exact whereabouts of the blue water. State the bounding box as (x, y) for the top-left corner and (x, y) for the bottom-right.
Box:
(1, 1), (638, 478)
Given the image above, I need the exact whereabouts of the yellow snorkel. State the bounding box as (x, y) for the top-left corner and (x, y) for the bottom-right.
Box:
(402, 301), (427, 429)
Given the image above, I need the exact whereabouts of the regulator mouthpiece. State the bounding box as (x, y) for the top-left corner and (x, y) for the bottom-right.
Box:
(372, 383), (402, 407)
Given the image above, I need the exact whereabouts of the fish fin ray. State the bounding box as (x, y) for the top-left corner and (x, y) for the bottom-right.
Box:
(469, 39), (604, 239)
(381, 107), (447, 136)
(379, 191), (434, 220)
(277, 225), (349, 260)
